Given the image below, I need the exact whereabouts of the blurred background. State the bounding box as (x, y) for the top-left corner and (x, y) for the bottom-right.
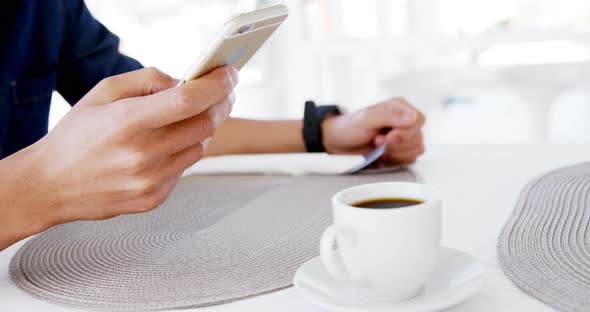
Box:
(49, 0), (590, 144)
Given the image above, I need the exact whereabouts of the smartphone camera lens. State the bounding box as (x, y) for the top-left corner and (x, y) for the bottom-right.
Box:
(238, 24), (253, 34)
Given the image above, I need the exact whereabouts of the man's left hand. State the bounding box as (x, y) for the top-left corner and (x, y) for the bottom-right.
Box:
(321, 97), (425, 165)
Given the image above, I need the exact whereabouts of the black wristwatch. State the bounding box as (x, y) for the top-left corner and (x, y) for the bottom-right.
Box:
(302, 100), (341, 153)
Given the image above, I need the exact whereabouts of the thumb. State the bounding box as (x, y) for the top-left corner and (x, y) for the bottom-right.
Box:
(77, 67), (178, 106)
(367, 97), (418, 129)
(373, 129), (403, 147)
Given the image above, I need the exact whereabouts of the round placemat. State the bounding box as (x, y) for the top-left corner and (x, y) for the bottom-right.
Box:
(498, 162), (590, 312)
(10, 171), (417, 311)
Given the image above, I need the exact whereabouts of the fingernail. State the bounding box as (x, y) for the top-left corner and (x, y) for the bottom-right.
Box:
(227, 66), (239, 87)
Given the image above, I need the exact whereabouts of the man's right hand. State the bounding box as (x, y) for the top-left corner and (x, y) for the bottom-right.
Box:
(0, 66), (237, 248)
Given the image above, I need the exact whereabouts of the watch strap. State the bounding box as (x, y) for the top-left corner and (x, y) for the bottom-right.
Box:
(302, 101), (341, 153)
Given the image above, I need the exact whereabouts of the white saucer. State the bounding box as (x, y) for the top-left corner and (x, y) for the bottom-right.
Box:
(293, 247), (485, 312)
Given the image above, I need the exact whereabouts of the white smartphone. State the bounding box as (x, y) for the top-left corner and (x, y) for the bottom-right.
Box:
(178, 5), (289, 84)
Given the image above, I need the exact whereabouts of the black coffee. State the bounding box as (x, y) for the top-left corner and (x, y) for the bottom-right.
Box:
(352, 198), (423, 209)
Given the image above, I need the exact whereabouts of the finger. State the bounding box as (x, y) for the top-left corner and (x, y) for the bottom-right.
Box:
(385, 128), (424, 145)
(387, 145), (425, 164)
(373, 129), (423, 158)
(383, 132), (423, 157)
(119, 66), (238, 129)
(394, 128), (420, 143)
(146, 94), (234, 156)
(397, 133), (423, 151)
(366, 97), (420, 130)
(371, 108), (425, 146)
(78, 67), (178, 106)
(380, 130), (424, 158)
(154, 142), (208, 180)
(385, 128), (423, 146)
(392, 114), (425, 141)
(385, 139), (422, 158)
(114, 172), (182, 216)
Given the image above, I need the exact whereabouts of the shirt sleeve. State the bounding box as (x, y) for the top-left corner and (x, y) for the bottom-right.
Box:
(56, 0), (143, 105)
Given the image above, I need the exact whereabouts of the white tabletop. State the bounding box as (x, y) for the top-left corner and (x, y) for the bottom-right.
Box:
(3, 143), (590, 312)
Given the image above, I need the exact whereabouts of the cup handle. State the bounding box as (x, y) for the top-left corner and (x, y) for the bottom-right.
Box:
(320, 225), (353, 280)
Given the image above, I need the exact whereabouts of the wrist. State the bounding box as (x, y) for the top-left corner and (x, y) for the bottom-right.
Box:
(320, 114), (341, 154)
(302, 101), (342, 153)
(0, 142), (61, 248)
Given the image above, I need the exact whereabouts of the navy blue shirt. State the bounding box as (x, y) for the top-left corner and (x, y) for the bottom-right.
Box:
(0, 1), (142, 159)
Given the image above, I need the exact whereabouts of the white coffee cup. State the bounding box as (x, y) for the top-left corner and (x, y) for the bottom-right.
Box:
(320, 182), (442, 302)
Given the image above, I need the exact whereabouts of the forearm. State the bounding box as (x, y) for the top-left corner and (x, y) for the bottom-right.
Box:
(206, 117), (306, 156)
(0, 145), (55, 251)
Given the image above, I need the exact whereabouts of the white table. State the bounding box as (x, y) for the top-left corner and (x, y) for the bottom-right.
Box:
(3, 144), (590, 311)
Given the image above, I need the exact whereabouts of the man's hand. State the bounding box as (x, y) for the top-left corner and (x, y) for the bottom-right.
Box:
(42, 66), (238, 223)
(0, 66), (238, 250)
(321, 97), (425, 164)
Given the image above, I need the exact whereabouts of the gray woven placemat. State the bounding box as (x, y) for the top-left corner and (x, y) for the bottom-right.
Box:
(10, 171), (417, 311)
(498, 162), (590, 312)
